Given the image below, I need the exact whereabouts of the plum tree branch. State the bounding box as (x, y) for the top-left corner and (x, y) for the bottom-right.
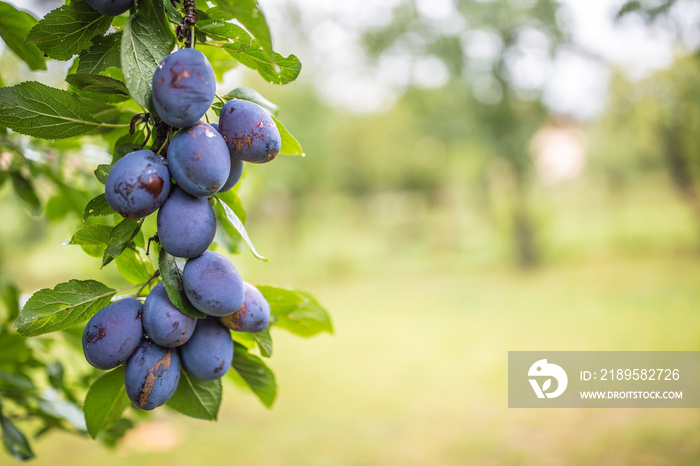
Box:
(176, 0), (198, 48)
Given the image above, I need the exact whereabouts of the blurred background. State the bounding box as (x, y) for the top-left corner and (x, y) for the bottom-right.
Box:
(2, 0), (700, 464)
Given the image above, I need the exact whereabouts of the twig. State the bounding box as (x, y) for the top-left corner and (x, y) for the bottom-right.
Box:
(176, 0), (198, 48)
(134, 271), (160, 298)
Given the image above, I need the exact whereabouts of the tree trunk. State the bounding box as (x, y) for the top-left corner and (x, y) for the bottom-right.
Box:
(511, 170), (539, 268)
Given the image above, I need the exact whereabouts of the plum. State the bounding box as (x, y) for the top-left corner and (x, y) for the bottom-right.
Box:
(85, 0), (132, 16)
(220, 282), (270, 333)
(218, 99), (281, 164)
(209, 122), (243, 192)
(142, 282), (197, 347)
(178, 317), (233, 380)
(82, 298), (143, 370)
(218, 157), (244, 192)
(124, 340), (181, 410)
(182, 251), (244, 316)
(157, 186), (216, 258)
(167, 121), (230, 197)
(105, 150), (170, 218)
(152, 49), (216, 128)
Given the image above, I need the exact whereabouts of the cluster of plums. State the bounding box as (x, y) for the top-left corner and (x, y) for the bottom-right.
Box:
(82, 278), (270, 410)
(83, 46), (280, 410)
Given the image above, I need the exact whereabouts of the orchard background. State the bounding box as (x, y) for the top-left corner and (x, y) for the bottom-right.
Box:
(2, 0), (700, 464)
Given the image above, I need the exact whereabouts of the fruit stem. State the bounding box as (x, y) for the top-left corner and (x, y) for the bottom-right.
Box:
(176, 0), (198, 48)
(134, 270), (161, 298)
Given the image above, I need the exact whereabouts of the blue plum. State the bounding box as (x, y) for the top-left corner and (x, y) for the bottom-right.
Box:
(142, 282), (197, 347)
(124, 340), (181, 410)
(105, 150), (171, 218)
(152, 49), (216, 128)
(182, 251), (244, 316)
(179, 317), (233, 380)
(82, 298), (143, 370)
(218, 99), (281, 164)
(85, 0), (132, 16)
(209, 122), (243, 192)
(219, 282), (270, 333)
(157, 186), (216, 258)
(219, 157), (244, 192)
(167, 121), (230, 197)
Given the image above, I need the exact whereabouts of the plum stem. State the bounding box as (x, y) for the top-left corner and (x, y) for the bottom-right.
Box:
(134, 270), (161, 298)
(176, 0), (198, 48)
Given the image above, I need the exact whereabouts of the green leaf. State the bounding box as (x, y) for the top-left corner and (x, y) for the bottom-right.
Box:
(215, 0), (274, 64)
(98, 418), (134, 449)
(102, 219), (144, 267)
(212, 87), (278, 117)
(257, 286), (333, 337)
(115, 248), (153, 285)
(68, 224), (113, 258)
(197, 19), (252, 50)
(230, 330), (256, 349)
(36, 389), (87, 431)
(46, 361), (64, 390)
(225, 41), (301, 85)
(14, 279), (116, 336)
(0, 82), (104, 139)
(213, 195), (267, 262)
(164, 0), (183, 23)
(10, 172), (40, 213)
(95, 164), (111, 184)
(197, 44), (239, 81)
(77, 32), (122, 75)
(112, 131), (147, 163)
(46, 190), (79, 221)
(83, 193), (114, 221)
(139, 0), (175, 47)
(0, 281), (20, 324)
(253, 326), (272, 357)
(230, 342), (276, 408)
(0, 371), (35, 391)
(271, 115), (303, 156)
(158, 248), (206, 318)
(121, 13), (172, 112)
(66, 74), (130, 103)
(212, 189), (245, 254)
(0, 2), (46, 71)
(167, 370), (222, 420)
(26, 0), (111, 61)
(0, 327), (37, 366)
(83, 367), (129, 439)
(0, 412), (34, 460)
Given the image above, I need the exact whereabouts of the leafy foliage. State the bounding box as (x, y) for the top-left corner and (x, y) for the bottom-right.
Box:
(230, 342), (277, 407)
(26, 1), (111, 61)
(15, 280), (117, 337)
(213, 195), (268, 261)
(167, 370), (222, 420)
(121, 14), (171, 111)
(258, 286), (333, 337)
(77, 32), (122, 75)
(0, 0), (329, 459)
(83, 367), (129, 439)
(0, 2), (45, 71)
(101, 219), (144, 267)
(158, 248), (206, 318)
(0, 82), (105, 139)
(214, 0), (275, 63)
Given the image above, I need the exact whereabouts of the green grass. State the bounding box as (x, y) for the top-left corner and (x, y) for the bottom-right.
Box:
(16, 254), (700, 465)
